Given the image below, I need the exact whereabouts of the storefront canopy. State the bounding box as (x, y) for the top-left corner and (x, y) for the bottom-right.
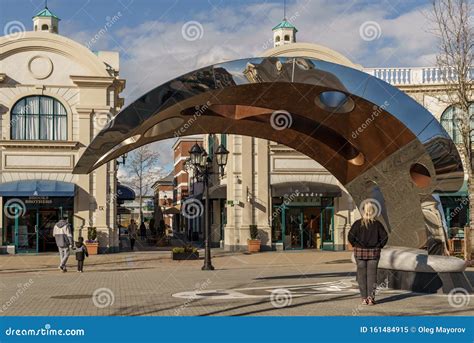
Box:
(117, 184), (136, 201)
(0, 180), (75, 197)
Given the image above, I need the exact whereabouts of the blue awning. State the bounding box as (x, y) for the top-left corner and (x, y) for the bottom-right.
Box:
(0, 180), (75, 197)
(117, 184), (135, 201)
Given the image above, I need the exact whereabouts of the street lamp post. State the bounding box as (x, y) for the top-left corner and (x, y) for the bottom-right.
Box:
(188, 142), (229, 271)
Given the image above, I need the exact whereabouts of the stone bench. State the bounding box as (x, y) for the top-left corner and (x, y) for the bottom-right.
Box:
(352, 246), (472, 294)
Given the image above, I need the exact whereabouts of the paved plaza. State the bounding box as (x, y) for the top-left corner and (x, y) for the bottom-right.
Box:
(0, 250), (473, 316)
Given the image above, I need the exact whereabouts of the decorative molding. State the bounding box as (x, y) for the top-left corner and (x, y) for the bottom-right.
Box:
(0, 140), (79, 150)
(70, 75), (115, 87)
(28, 55), (53, 80)
(4, 153), (74, 170)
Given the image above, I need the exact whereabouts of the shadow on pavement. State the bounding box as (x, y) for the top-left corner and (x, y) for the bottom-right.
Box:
(255, 272), (356, 280)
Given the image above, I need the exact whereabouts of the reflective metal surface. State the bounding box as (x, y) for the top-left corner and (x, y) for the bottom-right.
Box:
(73, 57), (464, 248)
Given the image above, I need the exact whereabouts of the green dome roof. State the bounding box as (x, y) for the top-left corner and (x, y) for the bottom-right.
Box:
(33, 7), (60, 20)
(272, 19), (297, 32)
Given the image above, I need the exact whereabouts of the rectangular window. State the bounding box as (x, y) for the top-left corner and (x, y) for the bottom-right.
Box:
(220, 134), (227, 148)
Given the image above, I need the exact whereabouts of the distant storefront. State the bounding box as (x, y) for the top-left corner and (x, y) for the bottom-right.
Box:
(1, 180), (74, 253)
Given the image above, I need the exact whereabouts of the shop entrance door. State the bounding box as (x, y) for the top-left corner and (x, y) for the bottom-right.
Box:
(283, 207), (303, 250)
(5, 203), (39, 253)
(320, 207), (335, 250)
(37, 208), (63, 252)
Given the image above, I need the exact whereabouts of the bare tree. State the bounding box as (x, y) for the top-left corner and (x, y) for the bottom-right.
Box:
(432, 0), (473, 257)
(122, 145), (163, 223)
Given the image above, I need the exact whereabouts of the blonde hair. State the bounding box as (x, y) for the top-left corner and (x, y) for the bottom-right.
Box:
(361, 201), (377, 227)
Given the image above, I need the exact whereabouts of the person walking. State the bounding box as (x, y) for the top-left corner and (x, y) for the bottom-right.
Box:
(128, 219), (138, 251)
(53, 214), (73, 272)
(74, 237), (89, 272)
(139, 220), (147, 241)
(348, 201), (388, 305)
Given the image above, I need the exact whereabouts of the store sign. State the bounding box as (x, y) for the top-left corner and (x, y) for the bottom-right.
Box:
(25, 196), (53, 205)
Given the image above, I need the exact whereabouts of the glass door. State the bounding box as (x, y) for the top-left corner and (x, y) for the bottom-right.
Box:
(320, 207), (334, 250)
(284, 207), (303, 250)
(38, 208), (61, 252)
(5, 203), (38, 253)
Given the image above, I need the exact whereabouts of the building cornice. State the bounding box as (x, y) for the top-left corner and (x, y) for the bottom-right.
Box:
(0, 140), (80, 150)
(70, 75), (115, 87)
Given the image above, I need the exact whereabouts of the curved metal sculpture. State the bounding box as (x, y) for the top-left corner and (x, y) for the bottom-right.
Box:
(73, 57), (464, 249)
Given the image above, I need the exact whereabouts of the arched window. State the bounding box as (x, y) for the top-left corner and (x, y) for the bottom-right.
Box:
(11, 96), (67, 140)
(275, 36), (280, 42)
(41, 24), (49, 31)
(440, 103), (474, 144)
(284, 35), (290, 41)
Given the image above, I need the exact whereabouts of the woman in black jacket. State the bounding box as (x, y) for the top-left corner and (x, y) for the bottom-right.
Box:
(348, 200), (388, 305)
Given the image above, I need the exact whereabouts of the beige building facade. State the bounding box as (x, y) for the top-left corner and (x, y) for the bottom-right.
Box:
(0, 7), (124, 253)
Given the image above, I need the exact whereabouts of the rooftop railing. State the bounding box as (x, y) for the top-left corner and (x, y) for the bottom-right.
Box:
(363, 66), (474, 86)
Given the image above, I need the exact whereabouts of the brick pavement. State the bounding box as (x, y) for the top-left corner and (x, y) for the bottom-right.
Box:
(0, 250), (472, 316)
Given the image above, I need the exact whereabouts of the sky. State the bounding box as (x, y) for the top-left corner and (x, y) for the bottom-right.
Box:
(0, 0), (441, 177)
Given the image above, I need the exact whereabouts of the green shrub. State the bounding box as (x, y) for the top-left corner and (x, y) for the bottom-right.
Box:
(249, 225), (259, 240)
(172, 246), (197, 254)
(87, 227), (97, 242)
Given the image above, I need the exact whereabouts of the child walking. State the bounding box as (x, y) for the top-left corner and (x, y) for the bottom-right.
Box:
(75, 237), (89, 272)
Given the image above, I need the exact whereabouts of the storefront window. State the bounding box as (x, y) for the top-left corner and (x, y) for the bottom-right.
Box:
(11, 96), (67, 140)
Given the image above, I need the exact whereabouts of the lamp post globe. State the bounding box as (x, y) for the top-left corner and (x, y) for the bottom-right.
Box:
(189, 143), (203, 166)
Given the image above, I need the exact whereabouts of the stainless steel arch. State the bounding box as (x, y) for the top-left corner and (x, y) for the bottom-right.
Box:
(73, 57), (464, 248)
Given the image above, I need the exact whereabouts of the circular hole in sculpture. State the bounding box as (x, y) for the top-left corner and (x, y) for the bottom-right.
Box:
(315, 91), (355, 113)
(348, 152), (365, 166)
(410, 163), (431, 188)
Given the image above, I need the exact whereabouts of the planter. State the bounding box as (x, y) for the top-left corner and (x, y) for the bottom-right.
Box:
(85, 242), (99, 255)
(172, 252), (199, 260)
(247, 239), (261, 253)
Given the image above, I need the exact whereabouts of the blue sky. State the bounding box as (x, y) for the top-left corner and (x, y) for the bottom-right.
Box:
(0, 0), (439, 175)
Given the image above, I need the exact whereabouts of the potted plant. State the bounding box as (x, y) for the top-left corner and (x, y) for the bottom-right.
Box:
(85, 227), (99, 255)
(247, 225), (261, 253)
(172, 245), (199, 260)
